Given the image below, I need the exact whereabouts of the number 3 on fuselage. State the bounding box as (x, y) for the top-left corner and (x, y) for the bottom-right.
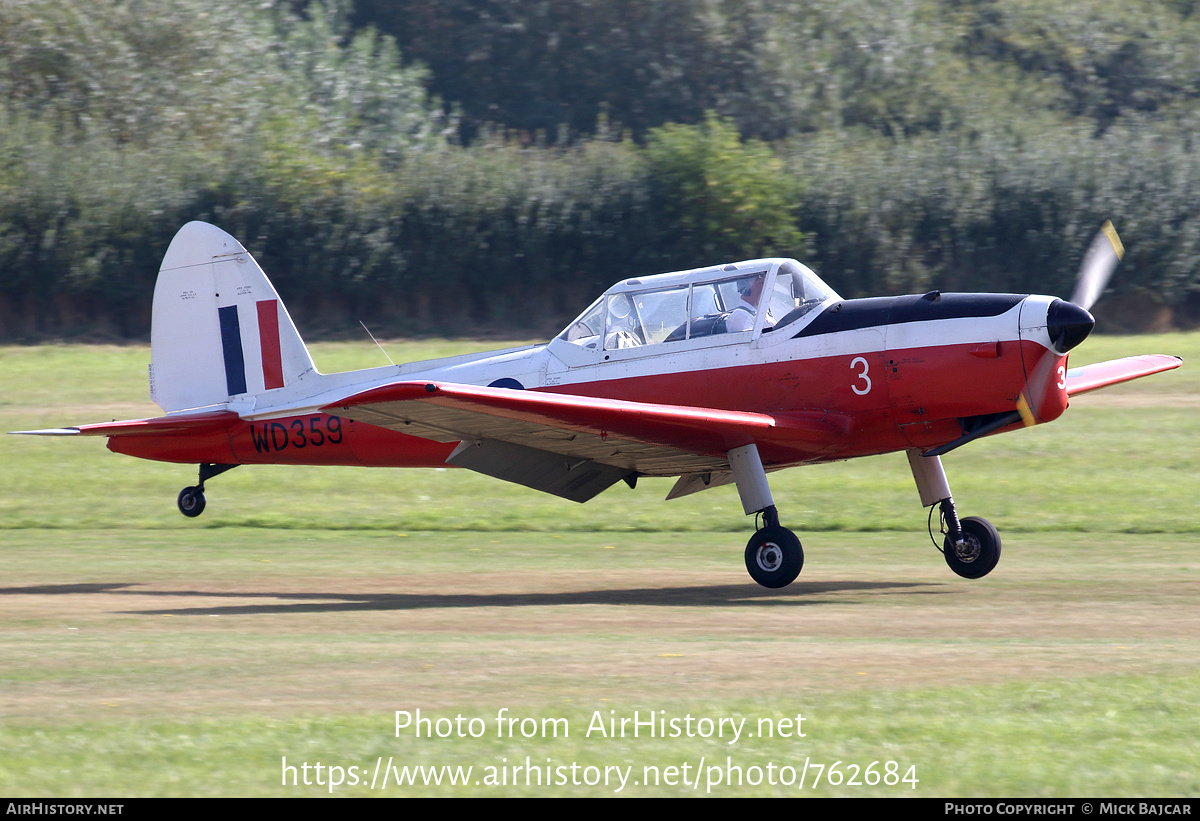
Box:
(850, 357), (872, 395)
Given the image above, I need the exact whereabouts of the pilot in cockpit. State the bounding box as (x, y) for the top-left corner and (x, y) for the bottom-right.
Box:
(604, 293), (643, 348)
(725, 272), (773, 332)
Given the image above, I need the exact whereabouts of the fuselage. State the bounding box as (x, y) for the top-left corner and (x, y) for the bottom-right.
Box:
(109, 282), (1086, 474)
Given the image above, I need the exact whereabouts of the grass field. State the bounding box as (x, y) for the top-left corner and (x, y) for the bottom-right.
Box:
(1, 334), (1197, 796)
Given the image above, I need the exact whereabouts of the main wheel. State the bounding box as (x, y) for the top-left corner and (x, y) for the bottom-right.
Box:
(177, 486), (206, 518)
(944, 516), (1001, 579)
(744, 526), (803, 588)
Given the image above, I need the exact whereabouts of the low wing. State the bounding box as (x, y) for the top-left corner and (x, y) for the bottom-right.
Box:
(1065, 355), (1182, 397)
(11, 411), (241, 437)
(324, 381), (850, 502)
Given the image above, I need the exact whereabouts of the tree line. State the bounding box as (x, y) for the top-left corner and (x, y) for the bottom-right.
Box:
(1, 0), (1198, 339)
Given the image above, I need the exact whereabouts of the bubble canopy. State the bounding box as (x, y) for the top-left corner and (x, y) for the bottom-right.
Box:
(557, 259), (840, 352)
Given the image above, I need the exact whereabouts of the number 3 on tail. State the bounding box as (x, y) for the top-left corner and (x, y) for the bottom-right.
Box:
(850, 356), (872, 395)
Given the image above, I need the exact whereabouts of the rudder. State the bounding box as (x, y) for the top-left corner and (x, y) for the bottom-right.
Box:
(150, 222), (316, 412)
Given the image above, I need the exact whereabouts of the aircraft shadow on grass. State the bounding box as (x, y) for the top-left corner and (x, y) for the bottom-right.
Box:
(0, 581), (946, 616)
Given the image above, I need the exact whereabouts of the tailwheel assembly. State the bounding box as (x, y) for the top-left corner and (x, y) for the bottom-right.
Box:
(176, 463), (238, 518)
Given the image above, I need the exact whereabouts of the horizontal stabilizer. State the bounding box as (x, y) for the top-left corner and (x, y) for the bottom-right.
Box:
(1065, 355), (1182, 397)
(11, 411), (240, 438)
(9, 427), (82, 436)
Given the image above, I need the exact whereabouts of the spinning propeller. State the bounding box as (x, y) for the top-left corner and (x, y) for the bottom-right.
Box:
(1043, 219), (1124, 356)
(1022, 221), (1125, 426)
(1070, 220), (1125, 313)
(927, 221), (1123, 455)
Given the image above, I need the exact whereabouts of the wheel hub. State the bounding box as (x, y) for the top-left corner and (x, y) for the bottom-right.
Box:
(952, 534), (982, 563)
(755, 542), (783, 572)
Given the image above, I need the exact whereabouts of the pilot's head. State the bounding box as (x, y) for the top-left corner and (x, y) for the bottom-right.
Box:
(737, 272), (767, 299)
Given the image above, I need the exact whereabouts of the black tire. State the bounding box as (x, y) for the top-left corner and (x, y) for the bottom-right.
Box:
(177, 486), (206, 518)
(944, 516), (1001, 579)
(744, 526), (804, 588)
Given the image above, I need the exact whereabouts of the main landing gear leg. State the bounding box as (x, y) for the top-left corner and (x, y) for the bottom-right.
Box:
(177, 463), (238, 518)
(728, 444), (803, 588)
(906, 449), (1001, 579)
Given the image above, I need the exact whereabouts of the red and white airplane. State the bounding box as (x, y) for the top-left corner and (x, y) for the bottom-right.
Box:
(16, 221), (1181, 587)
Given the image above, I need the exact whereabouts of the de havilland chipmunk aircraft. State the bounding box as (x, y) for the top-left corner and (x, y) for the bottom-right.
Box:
(15, 221), (1181, 588)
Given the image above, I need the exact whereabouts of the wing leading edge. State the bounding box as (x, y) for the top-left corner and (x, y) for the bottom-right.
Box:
(324, 381), (851, 502)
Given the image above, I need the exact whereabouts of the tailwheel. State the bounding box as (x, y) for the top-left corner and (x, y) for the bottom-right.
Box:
(943, 516), (1001, 579)
(175, 464), (237, 518)
(177, 486), (206, 518)
(745, 525), (804, 588)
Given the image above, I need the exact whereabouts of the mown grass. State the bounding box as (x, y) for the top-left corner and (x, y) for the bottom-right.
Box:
(3, 675), (1197, 797)
(1, 528), (1196, 796)
(2, 334), (1197, 534)
(0, 336), (1196, 796)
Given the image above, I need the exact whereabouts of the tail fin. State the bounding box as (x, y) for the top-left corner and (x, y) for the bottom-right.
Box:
(150, 222), (316, 413)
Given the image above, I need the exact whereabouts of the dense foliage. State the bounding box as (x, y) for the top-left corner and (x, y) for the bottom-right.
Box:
(1, 0), (1198, 338)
